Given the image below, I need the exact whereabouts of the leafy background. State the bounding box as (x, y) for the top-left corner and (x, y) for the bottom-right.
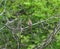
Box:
(0, 0), (60, 49)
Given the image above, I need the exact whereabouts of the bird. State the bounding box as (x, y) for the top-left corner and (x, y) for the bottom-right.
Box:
(27, 18), (32, 29)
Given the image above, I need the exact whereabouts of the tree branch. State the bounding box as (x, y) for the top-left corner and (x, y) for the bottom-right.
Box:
(34, 22), (60, 49)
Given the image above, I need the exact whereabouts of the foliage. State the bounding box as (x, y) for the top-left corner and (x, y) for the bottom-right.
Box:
(0, 0), (60, 49)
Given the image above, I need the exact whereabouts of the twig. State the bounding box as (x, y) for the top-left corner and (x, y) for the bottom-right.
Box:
(0, 9), (5, 16)
(5, 14), (60, 30)
(0, 0), (7, 16)
(34, 22), (60, 49)
(0, 16), (59, 49)
(0, 26), (5, 32)
(12, 30), (20, 49)
(0, 15), (60, 32)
